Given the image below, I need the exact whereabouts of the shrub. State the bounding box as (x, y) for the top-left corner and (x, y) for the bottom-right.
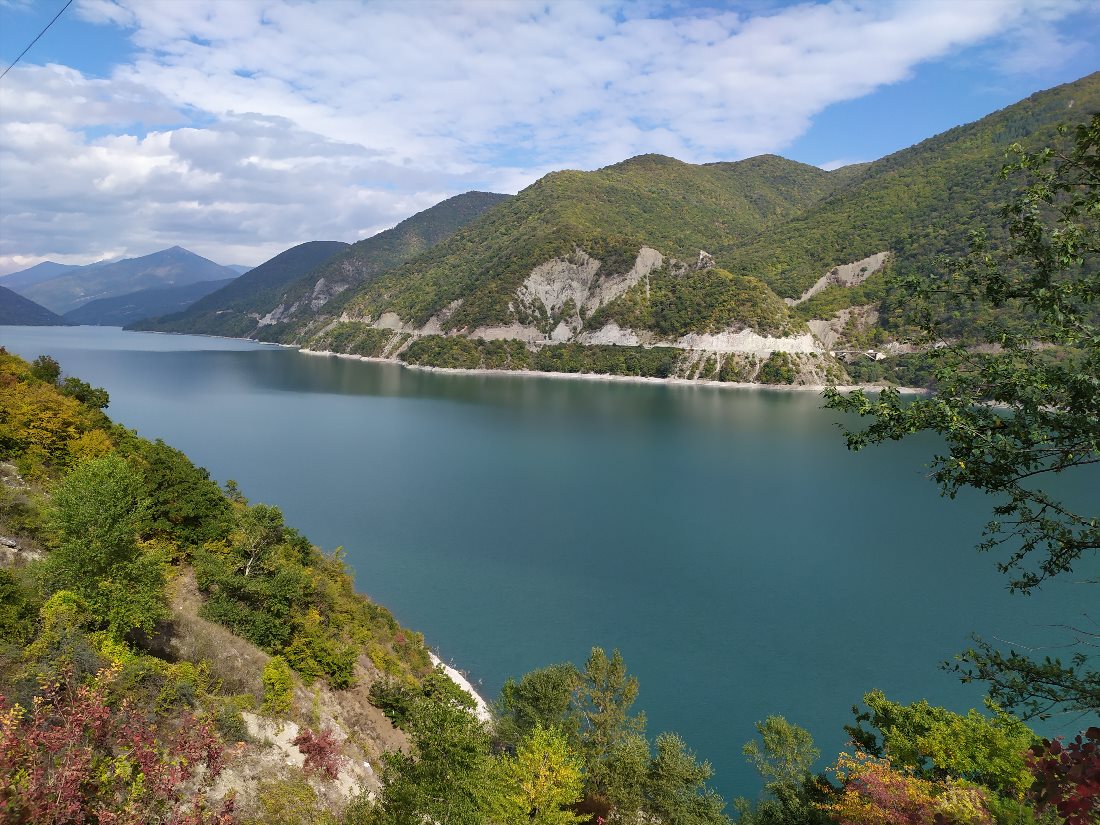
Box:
(262, 656), (295, 716)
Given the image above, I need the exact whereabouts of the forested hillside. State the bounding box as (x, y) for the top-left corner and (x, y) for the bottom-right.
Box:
(137, 193), (510, 340)
(133, 240), (350, 337)
(246, 72), (1093, 389)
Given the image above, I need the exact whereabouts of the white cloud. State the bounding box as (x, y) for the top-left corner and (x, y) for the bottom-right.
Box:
(0, 0), (1093, 273)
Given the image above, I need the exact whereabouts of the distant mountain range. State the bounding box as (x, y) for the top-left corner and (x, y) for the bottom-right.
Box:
(133, 241), (351, 336)
(134, 192), (509, 338)
(0, 286), (67, 326)
(62, 278), (238, 326)
(8, 246), (242, 316)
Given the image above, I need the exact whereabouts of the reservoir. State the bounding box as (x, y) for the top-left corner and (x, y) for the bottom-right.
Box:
(1, 325), (1092, 801)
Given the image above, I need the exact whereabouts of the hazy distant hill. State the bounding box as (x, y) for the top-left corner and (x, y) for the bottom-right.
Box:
(0, 286), (68, 325)
(19, 246), (241, 315)
(133, 241), (349, 337)
(63, 278), (237, 326)
(0, 261), (80, 290)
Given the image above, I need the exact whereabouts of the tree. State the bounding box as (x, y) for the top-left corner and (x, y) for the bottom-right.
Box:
(496, 662), (582, 748)
(41, 453), (167, 637)
(824, 114), (1100, 718)
(577, 647), (646, 798)
(29, 355), (60, 384)
(499, 724), (586, 825)
(644, 732), (729, 824)
(374, 693), (503, 824)
(737, 716), (831, 825)
(845, 690), (1037, 800)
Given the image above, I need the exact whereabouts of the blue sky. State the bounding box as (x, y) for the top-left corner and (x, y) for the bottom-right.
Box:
(0, 0), (1097, 274)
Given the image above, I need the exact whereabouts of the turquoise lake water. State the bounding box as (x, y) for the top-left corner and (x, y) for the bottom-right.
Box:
(2, 325), (1093, 802)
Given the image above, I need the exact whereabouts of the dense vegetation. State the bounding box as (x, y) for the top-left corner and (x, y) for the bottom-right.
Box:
(329, 154), (834, 334)
(278, 75), (1097, 376)
(587, 267), (802, 339)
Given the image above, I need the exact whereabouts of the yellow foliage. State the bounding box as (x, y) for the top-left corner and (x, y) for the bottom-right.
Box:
(823, 751), (993, 825)
(70, 429), (113, 462)
(0, 353), (110, 477)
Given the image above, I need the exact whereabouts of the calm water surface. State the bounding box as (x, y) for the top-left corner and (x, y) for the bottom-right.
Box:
(2, 326), (1092, 801)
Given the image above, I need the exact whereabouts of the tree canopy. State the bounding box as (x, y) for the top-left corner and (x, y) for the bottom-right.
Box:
(825, 114), (1100, 718)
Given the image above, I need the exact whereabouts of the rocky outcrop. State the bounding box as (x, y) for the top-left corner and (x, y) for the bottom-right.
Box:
(785, 251), (890, 306)
(676, 329), (821, 355)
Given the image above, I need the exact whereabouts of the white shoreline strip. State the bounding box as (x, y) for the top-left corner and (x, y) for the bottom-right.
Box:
(429, 652), (493, 723)
(297, 347), (929, 395)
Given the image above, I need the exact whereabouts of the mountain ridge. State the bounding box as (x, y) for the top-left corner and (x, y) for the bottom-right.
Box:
(17, 246), (242, 315)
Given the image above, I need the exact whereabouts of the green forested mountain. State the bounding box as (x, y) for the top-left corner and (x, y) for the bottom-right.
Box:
(131, 240), (349, 336)
(316, 153), (832, 335)
(121, 74), (1100, 387)
(0, 286), (68, 326)
(717, 71), (1100, 304)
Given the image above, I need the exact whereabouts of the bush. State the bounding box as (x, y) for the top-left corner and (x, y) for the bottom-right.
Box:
(262, 656), (295, 716)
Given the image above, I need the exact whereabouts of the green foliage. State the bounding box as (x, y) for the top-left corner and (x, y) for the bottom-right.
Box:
(309, 322), (395, 357)
(645, 732), (729, 824)
(58, 376), (109, 409)
(262, 656), (295, 716)
(247, 775), (330, 825)
(756, 353), (797, 385)
(737, 716), (830, 825)
(41, 453), (167, 637)
(825, 112), (1100, 718)
(401, 335), (684, 378)
(498, 724), (587, 825)
(846, 689), (1038, 799)
(532, 343), (681, 378)
(578, 647), (646, 797)
(718, 354), (758, 383)
(123, 437), (232, 547)
(196, 497), (430, 688)
(28, 355), (60, 384)
(0, 569), (40, 645)
(374, 691), (503, 824)
(402, 335), (484, 369)
(589, 268), (801, 338)
(789, 269), (889, 322)
(496, 663), (582, 748)
(840, 352), (940, 388)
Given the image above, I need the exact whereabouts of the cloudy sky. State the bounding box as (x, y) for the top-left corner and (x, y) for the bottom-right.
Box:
(0, 0), (1097, 275)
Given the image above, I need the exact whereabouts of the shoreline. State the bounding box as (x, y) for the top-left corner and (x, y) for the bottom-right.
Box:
(115, 329), (926, 395)
(298, 346), (930, 395)
(428, 652), (493, 723)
